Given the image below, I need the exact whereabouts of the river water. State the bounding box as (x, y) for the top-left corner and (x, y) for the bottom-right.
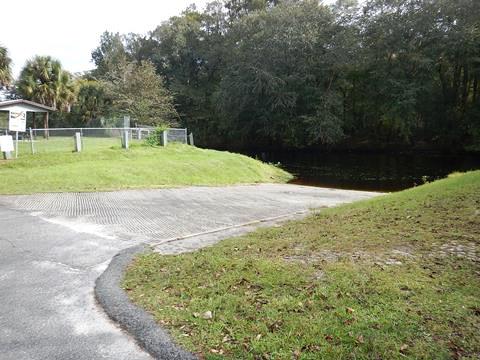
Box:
(248, 151), (480, 192)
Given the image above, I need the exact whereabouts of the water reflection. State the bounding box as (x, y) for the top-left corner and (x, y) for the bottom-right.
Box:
(249, 151), (480, 192)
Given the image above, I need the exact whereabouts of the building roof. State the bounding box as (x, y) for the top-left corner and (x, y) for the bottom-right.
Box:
(0, 99), (55, 112)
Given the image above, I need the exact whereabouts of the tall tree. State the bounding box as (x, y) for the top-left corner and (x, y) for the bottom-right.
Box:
(149, 6), (221, 134)
(17, 56), (75, 111)
(91, 32), (129, 77)
(217, 1), (346, 147)
(224, 0), (281, 20)
(102, 60), (178, 126)
(69, 79), (109, 126)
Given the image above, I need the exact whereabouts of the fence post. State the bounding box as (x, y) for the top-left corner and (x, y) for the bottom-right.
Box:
(138, 129), (142, 140)
(122, 130), (129, 149)
(124, 116), (130, 128)
(162, 130), (168, 147)
(15, 132), (19, 158)
(189, 133), (194, 146)
(29, 127), (35, 154)
(74, 132), (82, 152)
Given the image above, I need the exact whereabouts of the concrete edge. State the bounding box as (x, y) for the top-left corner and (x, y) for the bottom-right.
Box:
(150, 210), (309, 247)
(94, 244), (197, 360)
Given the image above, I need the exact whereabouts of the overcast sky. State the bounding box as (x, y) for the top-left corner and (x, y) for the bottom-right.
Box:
(2, 0), (337, 79)
(1, 0), (209, 78)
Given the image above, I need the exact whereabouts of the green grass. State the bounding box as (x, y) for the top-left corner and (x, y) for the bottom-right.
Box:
(124, 171), (480, 359)
(0, 140), (291, 194)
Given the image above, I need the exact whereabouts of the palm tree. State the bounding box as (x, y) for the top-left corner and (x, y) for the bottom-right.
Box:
(17, 56), (76, 132)
(55, 67), (76, 112)
(17, 56), (75, 110)
(0, 45), (12, 87)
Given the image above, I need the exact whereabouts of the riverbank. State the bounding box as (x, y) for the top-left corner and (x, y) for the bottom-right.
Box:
(124, 171), (480, 358)
(0, 143), (291, 194)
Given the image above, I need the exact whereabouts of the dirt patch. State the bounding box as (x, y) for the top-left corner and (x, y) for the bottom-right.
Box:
(432, 241), (479, 262)
(284, 246), (415, 265)
(283, 242), (479, 267)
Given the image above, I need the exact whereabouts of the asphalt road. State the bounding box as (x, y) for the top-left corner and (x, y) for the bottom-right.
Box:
(0, 184), (378, 359)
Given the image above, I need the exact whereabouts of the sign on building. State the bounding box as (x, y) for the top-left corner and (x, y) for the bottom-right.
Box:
(9, 110), (27, 132)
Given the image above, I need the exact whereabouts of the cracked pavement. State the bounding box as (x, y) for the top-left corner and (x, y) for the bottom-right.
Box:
(0, 184), (379, 359)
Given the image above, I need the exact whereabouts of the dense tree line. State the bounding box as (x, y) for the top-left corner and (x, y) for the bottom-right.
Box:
(91, 0), (478, 151)
(2, 0), (479, 152)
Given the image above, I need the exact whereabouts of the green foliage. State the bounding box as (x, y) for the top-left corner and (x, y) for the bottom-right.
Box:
(49, 80), (110, 128)
(144, 126), (169, 146)
(17, 56), (75, 111)
(224, 0), (280, 19)
(101, 60), (178, 126)
(71, 80), (109, 126)
(91, 32), (129, 77)
(0, 45), (12, 87)
(95, 0), (478, 151)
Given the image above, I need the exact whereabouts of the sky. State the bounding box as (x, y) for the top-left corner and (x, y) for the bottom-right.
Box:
(1, 0), (209, 79)
(2, 0), (338, 79)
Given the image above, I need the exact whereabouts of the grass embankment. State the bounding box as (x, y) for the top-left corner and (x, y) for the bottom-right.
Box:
(0, 142), (290, 194)
(124, 171), (480, 359)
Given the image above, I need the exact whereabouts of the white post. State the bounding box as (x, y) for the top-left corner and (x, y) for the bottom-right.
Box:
(122, 130), (129, 149)
(29, 128), (35, 154)
(74, 132), (82, 152)
(15, 132), (19, 158)
(123, 115), (130, 128)
(189, 133), (194, 146)
(162, 130), (168, 147)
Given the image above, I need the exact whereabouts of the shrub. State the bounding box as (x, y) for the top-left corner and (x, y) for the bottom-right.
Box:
(144, 125), (168, 146)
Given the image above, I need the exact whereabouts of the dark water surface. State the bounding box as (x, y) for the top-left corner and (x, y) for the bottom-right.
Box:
(247, 151), (480, 192)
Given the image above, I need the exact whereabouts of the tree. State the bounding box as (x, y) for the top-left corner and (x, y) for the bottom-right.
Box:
(89, 0), (480, 151)
(217, 1), (346, 147)
(69, 80), (109, 126)
(224, 0), (281, 20)
(17, 56), (75, 130)
(0, 45), (12, 87)
(17, 56), (75, 111)
(91, 32), (129, 77)
(102, 60), (178, 126)
(149, 5), (225, 140)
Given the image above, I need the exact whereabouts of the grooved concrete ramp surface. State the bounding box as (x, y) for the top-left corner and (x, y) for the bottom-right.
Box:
(0, 185), (378, 359)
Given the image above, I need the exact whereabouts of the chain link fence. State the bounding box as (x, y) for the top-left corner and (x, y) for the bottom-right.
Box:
(1, 127), (190, 156)
(166, 128), (188, 144)
(136, 125), (188, 144)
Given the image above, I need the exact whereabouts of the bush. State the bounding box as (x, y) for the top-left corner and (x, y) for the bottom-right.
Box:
(144, 126), (168, 146)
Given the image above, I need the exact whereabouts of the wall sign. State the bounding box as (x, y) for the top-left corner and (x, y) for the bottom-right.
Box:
(9, 110), (27, 132)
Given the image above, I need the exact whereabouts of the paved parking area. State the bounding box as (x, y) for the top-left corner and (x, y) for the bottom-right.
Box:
(0, 184), (378, 359)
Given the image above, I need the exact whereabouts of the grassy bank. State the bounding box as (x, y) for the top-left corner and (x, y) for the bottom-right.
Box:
(0, 143), (291, 194)
(124, 171), (480, 359)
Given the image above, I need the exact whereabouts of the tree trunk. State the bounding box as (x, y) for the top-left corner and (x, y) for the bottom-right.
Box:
(44, 112), (49, 139)
(461, 63), (469, 115)
(473, 75), (478, 103)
